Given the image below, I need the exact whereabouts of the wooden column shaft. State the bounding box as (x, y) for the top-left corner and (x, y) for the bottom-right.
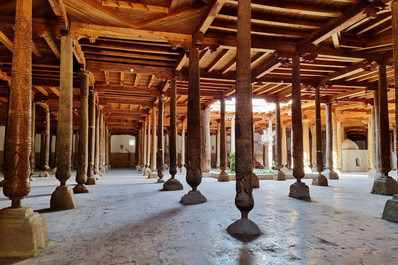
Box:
(169, 78), (177, 177)
(378, 64), (391, 175)
(275, 103), (282, 169)
(87, 88), (95, 178)
(325, 103), (333, 171)
(315, 86), (324, 173)
(157, 96), (165, 178)
(220, 98), (227, 171)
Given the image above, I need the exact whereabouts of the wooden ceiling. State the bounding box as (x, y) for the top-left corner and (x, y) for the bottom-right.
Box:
(0, 0), (395, 139)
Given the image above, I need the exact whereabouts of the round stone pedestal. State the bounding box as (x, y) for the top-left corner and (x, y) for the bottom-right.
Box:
(289, 181), (310, 200)
(180, 190), (207, 205)
(0, 207), (48, 258)
(144, 168), (152, 177)
(148, 172), (157, 179)
(312, 174), (328, 186)
(382, 194), (398, 223)
(39, 171), (49, 178)
(227, 217), (261, 240)
(371, 176), (398, 196)
(163, 178), (183, 191)
(50, 186), (77, 210)
(323, 169), (339, 179)
(86, 177), (97, 185)
(218, 171), (229, 182)
(273, 170), (286, 181)
(157, 178), (165, 183)
(252, 173), (260, 188)
(73, 183), (89, 194)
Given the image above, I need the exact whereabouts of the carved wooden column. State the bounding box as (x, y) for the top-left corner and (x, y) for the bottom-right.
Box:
(39, 105), (50, 177)
(105, 126), (109, 171)
(180, 44), (207, 205)
(303, 120), (311, 173)
(201, 107), (211, 172)
(156, 96), (165, 182)
(267, 119), (273, 169)
(74, 70), (90, 193)
(289, 54), (310, 199)
(148, 105), (157, 178)
(144, 113), (152, 176)
(141, 118), (147, 172)
(99, 113), (105, 174)
(0, 0), (48, 257)
(281, 124), (287, 168)
(310, 126), (316, 169)
(218, 98), (229, 182)
(164, 77), (183, 190)
(383, 0), (398, 221)
(230, 116), (235, 154)
(216, 121), (221, 169)
(227, 0), (260, 238)
(252, 121), (260, 188)
(94, 107), (101, 179)
(274, 102), (286, 180)
(324, 103), (339, 179)
(371, 64), (398, 195)
(30, 100), (36, 179)
(50, 35), (76, 210)
(180, 119), (186, 172)
(368, 108), (375, 171)
(86, 88), (96, 185)
(135, 130), (140, 169)
(312, 86), (327, 186)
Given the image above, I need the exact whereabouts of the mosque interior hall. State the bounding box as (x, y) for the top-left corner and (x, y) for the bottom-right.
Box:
(1, 0), (398, 264)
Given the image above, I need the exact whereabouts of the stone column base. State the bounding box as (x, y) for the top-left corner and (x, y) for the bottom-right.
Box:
(94, 174), (101, 180)
(218, 171), (229, 182)
(227, 217), (261, 240)
(136, 165), (141, 171)
(382, 195), (398, 222)
(144, 168), (152, 177)
(252, 173), (260, 188)
(371, 176), (398, 196)
(323, 169), (339, 179)
(180, 190), (207, 205)
(73, 183), (89, 194)
(39, 171), (49, 178)
(163, 178), (184, 191)
(273, 170), (286, 181)
(289, 181), (310, 200)
(312, 173), (328, 186)
(148, 171), (158, 179)
(52, 167), (57, 175)
(86, 177), (97, 185)
(0, 180), (4, 187)
(50, 186), (77, 210)
(0, 207), (48, 258)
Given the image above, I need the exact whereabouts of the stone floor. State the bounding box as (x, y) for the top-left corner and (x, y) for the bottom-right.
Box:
(0, 170), (398, 265)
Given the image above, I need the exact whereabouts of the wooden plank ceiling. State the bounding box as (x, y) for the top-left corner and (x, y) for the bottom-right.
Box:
(0, 0), (395, 138)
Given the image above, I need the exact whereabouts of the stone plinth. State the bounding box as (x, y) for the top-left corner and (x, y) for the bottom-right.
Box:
(0, 207), (48, 258)
(73, 183), (89, 194)
(50, 186), (77, 210)
(218, 171), (229, 182)
(371, 176), (398, 196)
(289, 182), (310, 200)
(382, 195), (398, 222)
(144, 168), (152, 177)
(180, 190), (207, 205)
(86, 177), (96, 185)
(323, 169), (339, 179)
(148, 172), (157, 179)
(163, 178), (183, 191)
(312, 174), (328, 186)
(273, 170), (286, 181)
(39, 171), (49, 178)
(252, 173), (260, 188)
(227, 218), (261, 240)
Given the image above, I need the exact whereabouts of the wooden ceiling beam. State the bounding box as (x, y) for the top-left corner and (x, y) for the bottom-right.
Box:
(101, 0), (169, 13)
(193, 0), (227, 39)
(48, 0), (69, 30)
(39, 30), (60, 59)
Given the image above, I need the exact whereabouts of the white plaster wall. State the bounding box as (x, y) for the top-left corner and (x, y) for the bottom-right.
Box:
(111, 135), (136, 153)
(342, 150), (368, 172)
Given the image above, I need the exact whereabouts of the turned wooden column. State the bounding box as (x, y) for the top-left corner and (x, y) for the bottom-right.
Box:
(394, 0), (398, 172)
(74, 70), (89, 193)
(156, 96), (165, 182)
(274, 102), (286, 180)
(87, 88), (96, 184)
(289, 54), (310, 199)
(142, 118), (147, 170)
(310, 126), (316, 168)
(216, 121), (221, 169)
(43, 106), (50, 172)
(227, 0), (260, 237)
(146, 113), (151, 170)
(230, 116), (235, 153)
(373, 91), (380, 171)
(3, 0), (33, 208)
(303, 121), (311, 170)
(368, 108), (375, 170)
(51, 35), (76, 209)
(163, 77), (183, 190)
(312, 86), (327, 186)
(180, 44), (206, 203)
(267, 119), (273, 168)
(281, 125), (287, 167)
(180, 119), (186, 171)
(325, 102), (338, 179)
(218, 98), (229, 182)
(94, 107), (100, 177)
(201, 107), (211, 172)
(135, 130), (140, 168)
(150, 105), (157, 173)
(30, 100), (36, 177)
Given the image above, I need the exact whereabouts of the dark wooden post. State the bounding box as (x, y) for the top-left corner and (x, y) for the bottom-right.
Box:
(324, 102), (339, 179)
(312, 86), (327, 186)
(289, 54), (310, 199)
(371, 64), (398, 195)
(156, 95), (165, 182)
(50, 35), (76, 209)
(227, 0), (260, 239)
(180, 44), (207, 205)
(135, 130), (140, 169)
(41, 105), (50, 176)
(30, 100), (36, 179)
(94, 106), (100, 179)
(164, 77), (183, 190)
(274, 102), (286, 181)
(218, 98), (229, 182)
(86, 88), (96, 185)
(74, 70), (90, 193)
